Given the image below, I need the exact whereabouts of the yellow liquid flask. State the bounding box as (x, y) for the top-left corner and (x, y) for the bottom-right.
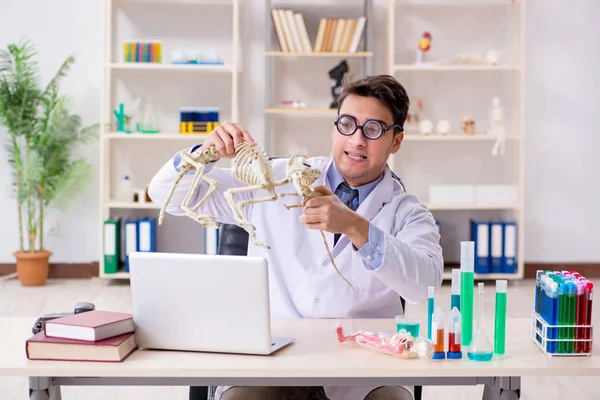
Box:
(467, 282), (494, 361)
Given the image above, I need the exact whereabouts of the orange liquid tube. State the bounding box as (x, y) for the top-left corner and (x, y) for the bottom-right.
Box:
(431, 306), (446, 359)
(435, 328), (445, 352)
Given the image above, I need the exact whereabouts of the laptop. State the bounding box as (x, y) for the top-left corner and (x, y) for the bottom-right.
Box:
(128, 251), (295, 355)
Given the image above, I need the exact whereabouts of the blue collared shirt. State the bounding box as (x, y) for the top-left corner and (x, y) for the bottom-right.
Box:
(326, 163), (386, 271)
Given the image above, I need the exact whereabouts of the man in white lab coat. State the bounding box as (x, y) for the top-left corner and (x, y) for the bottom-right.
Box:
(148, 75), (443, 400)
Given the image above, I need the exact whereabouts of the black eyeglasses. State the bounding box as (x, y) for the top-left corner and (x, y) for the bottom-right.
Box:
(334, 115), (403, 140)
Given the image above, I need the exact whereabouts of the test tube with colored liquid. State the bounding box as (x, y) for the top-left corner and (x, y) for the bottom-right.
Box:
(447, 306), (462, 359)
(558, 281), (567, 353)
(548, 280), (559, 353)
(535, 270), (543, 314)
(566, 281), (576, 353)
(460, 241), (475, 347)
(431, 306), (445, 359)
(584, 281), (594, 353)
(575, 280), (586, 353)
(428, 286), (435, 340)
(494, 280), (507, 355)
(451, 269), (461, 312)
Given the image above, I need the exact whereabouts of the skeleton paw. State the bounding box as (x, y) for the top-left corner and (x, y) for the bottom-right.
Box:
(187, 213), (220, 228)
(252, 239), (271, 250)
(239, 224), (271, 249)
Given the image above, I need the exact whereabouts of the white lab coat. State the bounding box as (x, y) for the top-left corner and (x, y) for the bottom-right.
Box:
(148, 154), (444, 400)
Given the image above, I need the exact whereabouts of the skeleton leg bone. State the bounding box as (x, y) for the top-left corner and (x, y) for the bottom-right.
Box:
(223, 180), (291, 249)
(180, 172), (220, 228)
(276, 192), (304, 209)
(223, 185), (274, 249)
(159, 166), (190, 226)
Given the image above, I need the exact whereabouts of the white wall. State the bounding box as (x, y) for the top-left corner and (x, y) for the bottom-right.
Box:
(0, 0), (598, 264)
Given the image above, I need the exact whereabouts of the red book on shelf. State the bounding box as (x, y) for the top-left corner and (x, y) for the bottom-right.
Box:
(25, 331), (137, 362)
(44, 310), (134, 342)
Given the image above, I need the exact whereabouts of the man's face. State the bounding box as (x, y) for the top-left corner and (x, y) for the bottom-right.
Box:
(331, 94), (403, 187)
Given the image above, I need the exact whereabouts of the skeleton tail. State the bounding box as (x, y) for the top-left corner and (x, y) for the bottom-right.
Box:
(158, 164), (192, 225)
(320, 230), (357, 295)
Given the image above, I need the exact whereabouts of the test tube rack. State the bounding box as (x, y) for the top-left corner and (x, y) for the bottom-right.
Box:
(531, 310), (593, 357)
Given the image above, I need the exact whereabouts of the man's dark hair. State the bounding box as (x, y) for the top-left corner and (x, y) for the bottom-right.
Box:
(336, 74), (410, 135)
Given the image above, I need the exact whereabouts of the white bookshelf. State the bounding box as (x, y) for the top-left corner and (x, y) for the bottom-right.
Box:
(263, 0), (373, 157)
(386, 0), (525, 280)
(99, 0), (240, 279)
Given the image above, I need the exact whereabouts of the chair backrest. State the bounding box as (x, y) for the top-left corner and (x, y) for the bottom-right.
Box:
(217, 223), (250, 256)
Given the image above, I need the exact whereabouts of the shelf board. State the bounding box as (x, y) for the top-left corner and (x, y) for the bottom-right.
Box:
(104, 132), (209, 140)
(116, 0), (233, 3)
(265, 108), (336, 114)
(403, 0), (512, 5)
(99, 271), (131, 280)
(403, 133), (520, 141)
(426, 203), (519, 210)
(107, 63), (233, 72)
(265, 51), (373, 57)
(106, 200), (160, 209)
(393, 64), (519, 71)
(442, 271), (520, 280)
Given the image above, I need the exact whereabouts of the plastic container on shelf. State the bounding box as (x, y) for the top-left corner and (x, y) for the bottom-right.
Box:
(117, 175), (134, 202)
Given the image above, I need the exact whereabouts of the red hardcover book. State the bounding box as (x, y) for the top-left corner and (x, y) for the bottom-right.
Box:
(26, 331), (137, 362)
(44, 310), (134, 342)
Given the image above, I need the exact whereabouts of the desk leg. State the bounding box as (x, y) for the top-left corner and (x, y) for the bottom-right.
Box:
(482, 377), (520, 400)
(29, 377), (62, 400)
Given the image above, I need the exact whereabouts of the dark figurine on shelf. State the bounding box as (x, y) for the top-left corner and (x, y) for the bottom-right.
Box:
(329, 60), (349, 109)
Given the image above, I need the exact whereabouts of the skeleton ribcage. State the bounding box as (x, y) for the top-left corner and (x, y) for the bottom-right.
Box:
(233, 142), (273, 186)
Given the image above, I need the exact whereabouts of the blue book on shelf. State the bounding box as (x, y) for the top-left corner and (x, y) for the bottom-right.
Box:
(124, 219), (138, 272)
(502, 221), (517, 274)
(137, 217), (157, 253)
(489, 221), (503, 273)
(205, 227), (220, 255)
(470, 220), (490, 274)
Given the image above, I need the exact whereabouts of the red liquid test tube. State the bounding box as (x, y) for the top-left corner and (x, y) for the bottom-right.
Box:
(584, 282), (594, 353)
(447, 306), (462, 359)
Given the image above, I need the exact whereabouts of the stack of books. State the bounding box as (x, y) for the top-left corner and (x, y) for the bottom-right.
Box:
(271, 9), (366, 53)
(25, 310), (137, 362)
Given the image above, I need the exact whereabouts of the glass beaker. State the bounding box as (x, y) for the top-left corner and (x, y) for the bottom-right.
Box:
(395, 315), (420, 337)
(467, 282), (494, 361)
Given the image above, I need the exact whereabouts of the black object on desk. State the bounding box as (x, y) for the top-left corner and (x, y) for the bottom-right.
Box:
(32, 302), (96, 335)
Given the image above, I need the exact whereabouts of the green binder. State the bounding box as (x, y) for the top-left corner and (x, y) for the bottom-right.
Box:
(103, 218), (121, 274)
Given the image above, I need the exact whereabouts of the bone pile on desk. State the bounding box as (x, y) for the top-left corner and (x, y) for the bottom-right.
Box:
(158, 140), (355, 293)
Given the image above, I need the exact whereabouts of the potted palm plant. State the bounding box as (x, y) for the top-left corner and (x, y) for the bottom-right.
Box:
(0, 39), (98, 286)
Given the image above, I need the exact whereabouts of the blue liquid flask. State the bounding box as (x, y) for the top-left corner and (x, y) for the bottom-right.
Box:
(467, 282), (494, 361)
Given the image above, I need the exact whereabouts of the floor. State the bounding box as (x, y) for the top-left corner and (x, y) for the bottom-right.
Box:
(0, 277), (597, 400)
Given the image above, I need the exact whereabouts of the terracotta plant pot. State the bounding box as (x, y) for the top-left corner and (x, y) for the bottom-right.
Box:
(13, 250), (52, 286)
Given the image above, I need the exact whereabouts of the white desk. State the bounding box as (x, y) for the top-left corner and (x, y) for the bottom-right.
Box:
(1, 317), (599, 400)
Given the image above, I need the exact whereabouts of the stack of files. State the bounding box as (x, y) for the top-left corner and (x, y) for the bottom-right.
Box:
(270, 9), (366, 53)
(103, 217), (157, 274)
(25, 310), (137, 362)
(469, 220), (517, 274)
